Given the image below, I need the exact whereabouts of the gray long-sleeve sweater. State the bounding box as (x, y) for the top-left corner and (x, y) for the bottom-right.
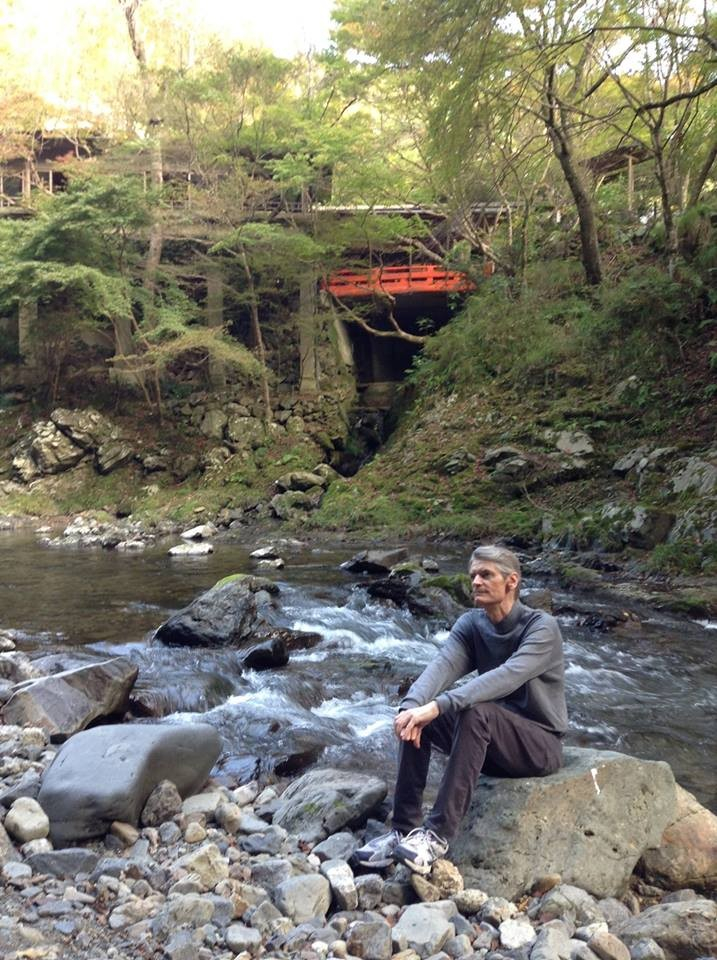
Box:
(400, 600), (568, 734)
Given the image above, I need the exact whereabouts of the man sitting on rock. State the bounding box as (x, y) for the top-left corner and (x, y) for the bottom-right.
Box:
(354, 544), (567, 875)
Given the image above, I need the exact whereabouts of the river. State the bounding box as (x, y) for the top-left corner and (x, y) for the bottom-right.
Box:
(1, 528), (715, 811)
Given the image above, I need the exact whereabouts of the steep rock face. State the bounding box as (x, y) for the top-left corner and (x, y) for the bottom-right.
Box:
(37, 722), (221, 844)
(450, 747), (677, 900)
(154, 576), (280, 647)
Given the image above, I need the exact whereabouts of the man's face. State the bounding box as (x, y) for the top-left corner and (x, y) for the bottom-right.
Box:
(469, 560), (517, 607)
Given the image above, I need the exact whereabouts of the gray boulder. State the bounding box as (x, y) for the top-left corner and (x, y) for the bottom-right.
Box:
(273, 873), (331, 923)
(11, 450), (41, 483)
(2, 657), (138, 739)
(30, 421), (85, 475)
(154, 576), (280, 647)
(346, 920), (392, 960)
(392, 903), (455, 957)
(670, 456), (717, 497)
(275, 470), (328, 492)
(37, 722), (221, 844)
(365, 575), (467, 622)
(341, 548), (409, 575)
(25, 848), (100, 877)
(270, 489), (323, 519)
(548, 429), (594, 457)
(450, 747), (677, 899)
(226, 416), (265, 449)
(0, 821), (20, 864)
(312, 831), (357, 862)
(482, 446), (526, 467)
(320, 858), (358, 910)
(96, 439), (135, 474)
(50, 407), (116, 450)
(272, 768), (387, 844)
(199, 409), (228, 440)
(623, 507), (675, 549)
(617, 899), (717, 960)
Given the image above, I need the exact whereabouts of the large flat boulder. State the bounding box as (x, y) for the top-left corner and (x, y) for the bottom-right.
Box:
(37, 722), (221, 844)
(1, 658), (138, 739)
(272, 767), (387, 844)
(450, 747), (677, 900)
(154, 576), (280, 647)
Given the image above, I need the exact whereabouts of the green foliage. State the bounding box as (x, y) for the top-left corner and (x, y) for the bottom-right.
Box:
(601, 267), (694, 330)
(409, 257), (708, 397)
(649, 540), (717, 576)
(0, 176), (147, 322)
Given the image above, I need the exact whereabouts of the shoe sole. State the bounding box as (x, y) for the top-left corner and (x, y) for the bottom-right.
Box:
(393, 850), (432, 876)
(351, 854), (394, 869)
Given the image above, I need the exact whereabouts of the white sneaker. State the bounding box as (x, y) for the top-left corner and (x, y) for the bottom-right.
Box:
(352, 829), (404, 869)
(393, 827), (449, 875)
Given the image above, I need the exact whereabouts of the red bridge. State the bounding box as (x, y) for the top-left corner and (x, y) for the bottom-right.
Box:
(323, 263), (477, 298)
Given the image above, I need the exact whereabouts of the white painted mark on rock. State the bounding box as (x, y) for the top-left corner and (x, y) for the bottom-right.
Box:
(590, 767), (601, 795)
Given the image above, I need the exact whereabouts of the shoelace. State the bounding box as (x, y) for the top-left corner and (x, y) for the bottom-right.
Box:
(404, 827), (446, 849)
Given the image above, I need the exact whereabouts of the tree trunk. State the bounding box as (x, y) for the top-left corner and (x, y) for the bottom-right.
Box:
(688, 134), (717, 207)
(543, 68), (602, 286)
(143, 136), (164, 303)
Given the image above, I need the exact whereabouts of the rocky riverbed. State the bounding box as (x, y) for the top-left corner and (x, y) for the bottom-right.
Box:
(1, 717), (716, 960)
(1, 523), (716, 960)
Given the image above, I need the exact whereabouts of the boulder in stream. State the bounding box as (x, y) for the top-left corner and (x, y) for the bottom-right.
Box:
(1, 657), (138, 739)
(450, 746), (677, 900)
(341, 548), (409, 575)
(37, 721), (221, 844)
(154, 575), (279, 647)
(365, 574), (468, 621)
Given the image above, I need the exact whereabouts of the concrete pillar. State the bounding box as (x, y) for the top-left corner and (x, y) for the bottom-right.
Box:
(298, 275), (319, 395)
(206, 265), (226, 390)
(333, 315), (354, 370)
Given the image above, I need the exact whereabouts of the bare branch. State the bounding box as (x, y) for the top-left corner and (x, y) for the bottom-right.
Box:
(329, 291), (427, 344)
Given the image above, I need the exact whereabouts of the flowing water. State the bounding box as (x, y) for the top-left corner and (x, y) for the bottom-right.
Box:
(1, 528), (715, 810)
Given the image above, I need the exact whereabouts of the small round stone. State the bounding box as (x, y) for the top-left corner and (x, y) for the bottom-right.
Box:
(185, 821), (208, 843)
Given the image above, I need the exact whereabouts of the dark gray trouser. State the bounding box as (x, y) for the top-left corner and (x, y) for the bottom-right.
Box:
(391, 701), (563, 841)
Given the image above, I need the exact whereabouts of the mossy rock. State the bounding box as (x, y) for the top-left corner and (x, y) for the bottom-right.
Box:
(555, 562), (606, 589)
(212, 573), (279, 593)
(656, 588), (717, 619)
(424, 573), (472, 606)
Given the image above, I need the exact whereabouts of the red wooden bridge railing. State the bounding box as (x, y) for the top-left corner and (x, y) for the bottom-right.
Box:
(323, 263), (480, 298)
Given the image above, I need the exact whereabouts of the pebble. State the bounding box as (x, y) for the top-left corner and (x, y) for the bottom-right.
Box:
(5, 796), (50, 842)
(184, 821), (208, 843)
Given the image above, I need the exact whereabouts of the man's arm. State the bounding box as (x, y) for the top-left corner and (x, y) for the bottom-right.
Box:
(434, 616), (562, 714)
(399, 615), (475, 711)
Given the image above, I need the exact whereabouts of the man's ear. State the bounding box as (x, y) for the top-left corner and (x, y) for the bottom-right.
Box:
(505, 572), (519, 594)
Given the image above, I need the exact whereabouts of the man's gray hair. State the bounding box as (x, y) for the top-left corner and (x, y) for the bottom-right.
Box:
(469, 544), (521, 593)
